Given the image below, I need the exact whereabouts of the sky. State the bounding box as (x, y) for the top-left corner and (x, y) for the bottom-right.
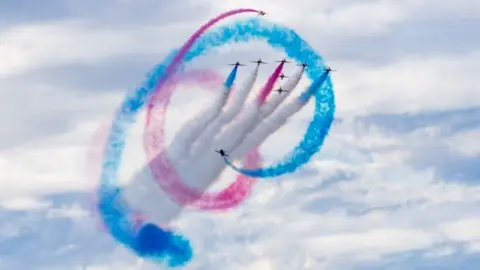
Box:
(1, 0), (479, 269)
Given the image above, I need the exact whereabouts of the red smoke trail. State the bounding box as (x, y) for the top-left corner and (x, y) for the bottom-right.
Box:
(154, 9), (259, 92)
(257, 62), (284, 104)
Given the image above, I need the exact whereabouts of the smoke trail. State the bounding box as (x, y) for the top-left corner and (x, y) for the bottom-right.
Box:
(224, 65), (238, 89)
(187, 103), (259, 185)
(257, 62), (284, 104)
(158, 9), (258, 85)
(97, 12), (334, 267)
(189, 65), (260, 159)
(168, 66), (237, 158)
(232, 102), (304, 159)
(297, 70), (331, 103)
(260, 66), (305, 119)
(97, 9), (259, 268)
(224, 70), (332, 177)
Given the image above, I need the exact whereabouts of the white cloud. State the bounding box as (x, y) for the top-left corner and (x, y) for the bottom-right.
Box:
(242, 259), (274, 270)
(47, 204), (90, 221)
(440, 218), (480, 243)
(307, 0), (416, 37)
(0, 20), (130, 77)
(0, 117), (107, 197)
(448, 129), (480, 156)
(419, 0), (480, 19)
(424, 245), (457, 258)
(0, 19), (203, 78)
(306, 228), (438, 258)
(466, 241), (480, 253)
(204, 0), (417, 37)
(333, 51), (480, 116)
(0, 197), (52, 211)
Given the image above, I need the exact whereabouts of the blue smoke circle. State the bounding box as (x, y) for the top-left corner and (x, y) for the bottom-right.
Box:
(97, 18), (334, 267)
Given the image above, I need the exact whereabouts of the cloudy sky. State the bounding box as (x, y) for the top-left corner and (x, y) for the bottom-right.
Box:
(1, 0), (480, 269)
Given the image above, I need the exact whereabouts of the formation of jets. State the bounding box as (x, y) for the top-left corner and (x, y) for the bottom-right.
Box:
(230, 58), (293, 67)
(215, 63), (336, 158)
(226, 59), (335, 77)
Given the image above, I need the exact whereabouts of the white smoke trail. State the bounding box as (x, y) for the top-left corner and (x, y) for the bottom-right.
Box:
(191, 101), (261, 188)
(189, 66), (259, 159)
(122, 164), (184, 223)
(168, 84), (231, 159)
(232, 99), (306, 159)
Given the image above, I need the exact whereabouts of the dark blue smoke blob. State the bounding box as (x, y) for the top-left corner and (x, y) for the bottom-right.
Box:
(135, 224), (170, 254)
(135, 223), (193, 267)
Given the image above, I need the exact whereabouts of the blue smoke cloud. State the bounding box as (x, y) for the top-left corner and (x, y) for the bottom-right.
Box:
(97, 17), (334, 267)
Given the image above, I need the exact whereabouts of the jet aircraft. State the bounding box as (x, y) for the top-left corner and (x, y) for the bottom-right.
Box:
(275, 87), (288, 94)
(325, 66), (337, 73)
(229, 61), (245, 67)
(251, 58), (267, 65)
(215, 149), (229, 157)
(276, 58), (291, 64)
(279, 73), (289, 80)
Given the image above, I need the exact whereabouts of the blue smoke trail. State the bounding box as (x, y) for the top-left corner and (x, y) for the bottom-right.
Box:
(224, 65), (238, 89)
(97, 17), (334, 267)
(297, 70), (331, 103)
